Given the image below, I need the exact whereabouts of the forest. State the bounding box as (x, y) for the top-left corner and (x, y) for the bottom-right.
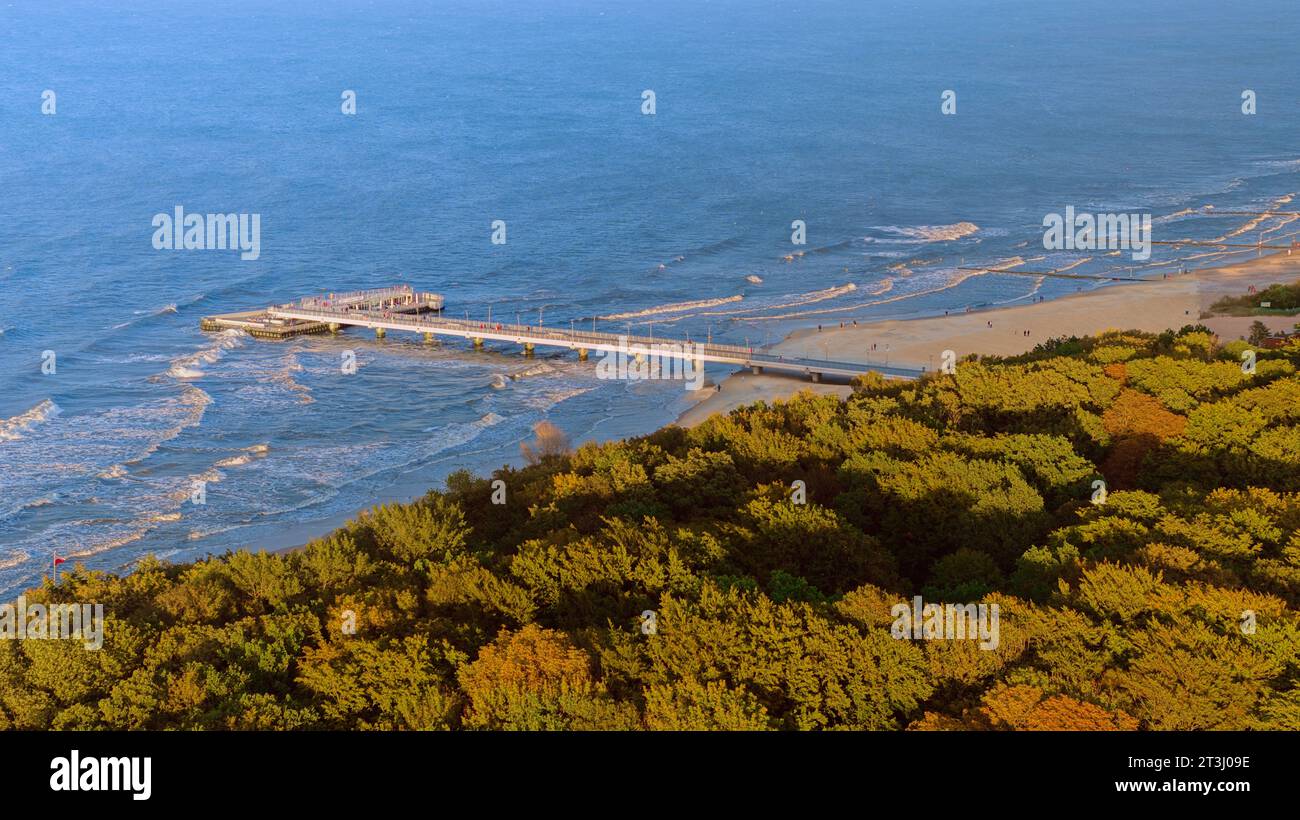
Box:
(3, 325), (1299, 730)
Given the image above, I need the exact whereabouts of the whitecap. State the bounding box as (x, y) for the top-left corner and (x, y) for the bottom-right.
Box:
(0, 399), (61, 441)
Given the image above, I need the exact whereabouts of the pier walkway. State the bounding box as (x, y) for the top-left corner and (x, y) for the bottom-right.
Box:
(202, 286), (922, 382)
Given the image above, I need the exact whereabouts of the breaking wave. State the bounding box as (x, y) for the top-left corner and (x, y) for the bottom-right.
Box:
(0, 399), (61, 441)
(873, 222), (980, 242)
(601, 295), (743, 321)
(165, 329), (244, 379)
(215, 443), (271, 468)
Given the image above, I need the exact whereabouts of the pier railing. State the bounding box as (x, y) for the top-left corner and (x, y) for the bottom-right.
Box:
(265, 304), (922, 380)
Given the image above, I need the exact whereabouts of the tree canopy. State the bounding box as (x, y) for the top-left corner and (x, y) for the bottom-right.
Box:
(4, 326), (1298, 731)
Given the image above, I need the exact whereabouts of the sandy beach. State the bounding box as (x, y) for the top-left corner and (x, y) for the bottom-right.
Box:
(268, 251), (1300, 555)
(676, 251), (1300, 427)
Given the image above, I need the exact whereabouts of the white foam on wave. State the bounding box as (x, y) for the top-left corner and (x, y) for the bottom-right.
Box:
(691, 283), (860, 320)
(271, 353), (314, 403)
(1155, 207), (1200, 224)
(748, 266), (989, 321)
(521, 386), (594, 411)
(517, 360), (560, 379)
(215, 443), (271, 468)
(201, 411), (513, 532)
(1254, 158), (1300, 170)
(113, 302), (182, 331)
(123, 385), (213, 465)
(165, 329), (244, 379)
(873, 222), (980, 243)
(0, 399), (61, 441)
(601, 294), (743, 321)
(0, 494), (59, 523)
(1213, 193), (1297, 241)
(0, 551), (30, 571)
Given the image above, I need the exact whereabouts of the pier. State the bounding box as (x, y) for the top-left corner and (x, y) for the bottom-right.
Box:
(200, 286), (444, 339)
(200, 285), (921, 382)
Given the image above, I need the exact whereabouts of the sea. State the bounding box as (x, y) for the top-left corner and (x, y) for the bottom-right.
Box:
(2, 0), (1298, 595)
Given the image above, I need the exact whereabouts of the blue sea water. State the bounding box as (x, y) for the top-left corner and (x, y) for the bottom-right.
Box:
(1, 0), (1298, 595)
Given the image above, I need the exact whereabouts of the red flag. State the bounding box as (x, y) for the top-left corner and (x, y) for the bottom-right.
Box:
(53, 555), (67, 566)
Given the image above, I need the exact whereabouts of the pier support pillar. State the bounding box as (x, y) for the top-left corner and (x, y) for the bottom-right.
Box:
(473, 337), (484, 349)
(375, 327), (386, 339)
(423, 332), (435, 344)
(328, 323), (341, 333)
(577, 348), (588, 361)
(751, 365), (762, 375)
(809, 371), (821, 383)
(523, 343), (535, 356)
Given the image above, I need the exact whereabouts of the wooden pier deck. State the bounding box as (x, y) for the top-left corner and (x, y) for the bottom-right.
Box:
(201, 285), (921, 382)
(201, 286), (444, 339)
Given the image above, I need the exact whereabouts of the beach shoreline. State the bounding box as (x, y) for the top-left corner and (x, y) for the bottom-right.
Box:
(267, 250), (1299, 556)
(675, 250), (1300, 427)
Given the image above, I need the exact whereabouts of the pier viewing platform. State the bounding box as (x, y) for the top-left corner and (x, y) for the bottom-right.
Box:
(201, 285), (921, 382)
(200, 286), (444, 339)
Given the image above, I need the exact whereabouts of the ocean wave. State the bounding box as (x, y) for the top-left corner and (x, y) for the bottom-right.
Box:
(1154, 207), (1201, 224)
(136, 303), (178, 316)
(521, 387), (593, 411)
(111, 301), (187, 331)
(1212, 193), (1297, 241)
(165, 329), (244, 380)
(0, 399), (61, 441)
(601, 295), (743, 321)
(271, 354), (314, 403)
(747, 266), (988, 321)
(1254, 158), (1300, 170)
(215, 443), (271, 468)
(872, 221), (980, 243)
(0, 494), (58, 523)
(201, 413), (513, 530)
(422, 411), (507, 434)
(0, 552), (29, 571)
(695, 283), (860, 320)
(516, 361), (558, 378)
(123, 385), (212, 465)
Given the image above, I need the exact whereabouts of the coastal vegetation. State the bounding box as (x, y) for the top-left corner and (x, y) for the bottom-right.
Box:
(4, 326), (1300, 730)
(1209, 278), (1300, 316)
